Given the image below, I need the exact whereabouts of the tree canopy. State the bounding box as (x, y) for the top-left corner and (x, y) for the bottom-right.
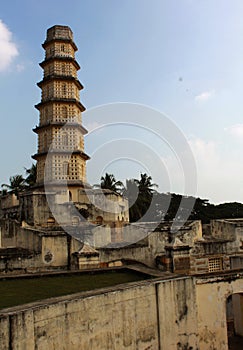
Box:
(2, 175), (26, 198)
(94, 173), (123, 193)
(25, 163), (37, 187)
(2, 168), (243, 223)
(1, 163), (37, 198)
(97, 172), (243, 223)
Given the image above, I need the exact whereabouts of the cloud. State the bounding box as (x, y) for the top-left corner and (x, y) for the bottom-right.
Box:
(226, 124), (243, 138)
(16, 63), (25, 72)
(195, 90), (215, 102)
(0, 20), (18, 72)
(188, 137), (243, 203)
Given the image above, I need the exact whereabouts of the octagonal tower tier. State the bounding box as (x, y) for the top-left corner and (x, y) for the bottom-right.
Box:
(33, 25), (90, 188)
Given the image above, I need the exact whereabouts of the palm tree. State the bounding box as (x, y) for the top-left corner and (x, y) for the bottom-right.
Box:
(25, 163), (37, 187)
(125, 174), (158, 222)
(95, 173), (123, 193)
(122, 179), (142, 222)
(2, 175), (26, 198)
(135, 173), (157, 197)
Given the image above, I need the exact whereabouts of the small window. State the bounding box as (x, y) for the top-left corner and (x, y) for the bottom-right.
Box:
(62, 83), (67, 96)
(230, 256), (243, 269)
(47, 217), (55, 226)
(62, 106), (68, 118)
(62, 132), (68, 147)
(63, 161), (70, 176)
(72, 216), (79, 226)
(61, 44), (65, 52)
(208, 257), (222, 272)
(96, 216), (103, 225)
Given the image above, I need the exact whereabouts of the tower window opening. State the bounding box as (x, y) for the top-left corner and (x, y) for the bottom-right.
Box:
(62, 132), (68, 147)
(63, 162), (70, 176)
(62, 83), (67, 96)
(62, 106), (68, 118)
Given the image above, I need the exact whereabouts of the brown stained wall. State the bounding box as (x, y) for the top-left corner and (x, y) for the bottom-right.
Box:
(0, 220), (42, 252)
(100, 245), (153, 267)
(158, 277), (199, 349)
(98, 229), (168, 268)
(0, 194), (19, 209)
(42, 235), (68, 267)
(33, 193), (53, 226)
(0, 277), (199, 350)
(41, 235), (82, 268)
(0, 316), (9, 349)
(211, 220), (236, 240)
(98, 222), (201, 268)
(0, 218), (83, 271)
(196, 274), (243, 350)
(0, 254), (42, 273)
(190, 241), (232, 274)
(1, 272), (243, 349)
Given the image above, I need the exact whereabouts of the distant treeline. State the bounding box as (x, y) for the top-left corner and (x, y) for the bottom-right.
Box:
(154, 193), (243, 224)
(95, 173), (243, 224)
(2, 169), (243, 224)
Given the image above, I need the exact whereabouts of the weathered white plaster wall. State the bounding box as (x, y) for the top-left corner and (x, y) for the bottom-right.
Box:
(1, 273), (243, 349)
(0, 276), (199, 350)
(196, 274), (243, 350)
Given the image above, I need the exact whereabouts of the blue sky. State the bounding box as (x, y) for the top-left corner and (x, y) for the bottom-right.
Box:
(0, 0), (243, 203)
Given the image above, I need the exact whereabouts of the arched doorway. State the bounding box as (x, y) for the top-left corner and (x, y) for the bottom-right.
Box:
(96, 216), (103, 225)
(226, 293), (243, 349)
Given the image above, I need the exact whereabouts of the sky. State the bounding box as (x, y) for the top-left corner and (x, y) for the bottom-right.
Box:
(0, 0), (243, 204)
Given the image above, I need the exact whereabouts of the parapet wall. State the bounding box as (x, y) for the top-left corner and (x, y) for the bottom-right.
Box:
(196, 271), (243, 350)
(0, 276), (198, 350)
(1, 271), (243, 349)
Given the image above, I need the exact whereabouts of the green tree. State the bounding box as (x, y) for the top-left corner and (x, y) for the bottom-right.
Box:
(25, 163), (37, 187)
(135, 173), (157, 197)
(2, 175), (26, 198)
(95, 173), (123, 193)
(123, 179), (141, 222)
(125, 174), (158, 222)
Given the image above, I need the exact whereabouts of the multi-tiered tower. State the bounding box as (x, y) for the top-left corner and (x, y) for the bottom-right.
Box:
(33, 25), (89, 193)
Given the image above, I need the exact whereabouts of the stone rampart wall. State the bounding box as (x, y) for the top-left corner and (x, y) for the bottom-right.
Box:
(0, 276), (198, 350)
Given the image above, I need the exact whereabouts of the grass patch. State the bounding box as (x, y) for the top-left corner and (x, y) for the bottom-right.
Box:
(0, 270), (149, 309)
